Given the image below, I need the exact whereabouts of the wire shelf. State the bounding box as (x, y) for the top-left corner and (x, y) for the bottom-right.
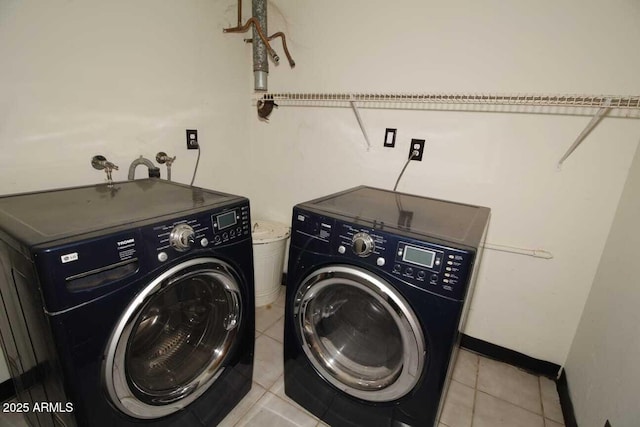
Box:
(255, 92), (640, 166)
(259, 92), (640, 109)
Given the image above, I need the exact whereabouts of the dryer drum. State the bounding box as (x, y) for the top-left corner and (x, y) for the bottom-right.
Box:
(294, 265), (426, 403)
(125, 276), (230, 403)
(104, 258), (243, 418)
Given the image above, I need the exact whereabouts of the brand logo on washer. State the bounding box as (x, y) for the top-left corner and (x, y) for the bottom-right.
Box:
(61, 253), (78, 264)
(117, 238), (135, 246)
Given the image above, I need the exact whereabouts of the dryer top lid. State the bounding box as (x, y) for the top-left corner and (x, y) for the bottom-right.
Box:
(0, 179), (245, 246)
(298, 186), (490, 248)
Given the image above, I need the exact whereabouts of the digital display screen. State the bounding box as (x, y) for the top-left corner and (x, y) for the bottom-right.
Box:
(403, 246), (435, 268)
(216, 211), (237, 230)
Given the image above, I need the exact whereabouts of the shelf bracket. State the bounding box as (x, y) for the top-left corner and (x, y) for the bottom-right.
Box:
(558, 98), (612, 168)
(349, 98), (371, 151)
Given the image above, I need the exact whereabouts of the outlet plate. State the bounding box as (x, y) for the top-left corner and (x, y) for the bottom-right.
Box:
(409, 139), (425, 161)
(186, 129), (199, 150)
(384, 128), (397, 147)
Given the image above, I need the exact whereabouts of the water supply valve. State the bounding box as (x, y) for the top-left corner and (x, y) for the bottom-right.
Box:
(91, 155), (119, 187)
(156, 152), (176, 181)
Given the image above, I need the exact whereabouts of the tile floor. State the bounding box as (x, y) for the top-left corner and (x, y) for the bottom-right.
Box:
(2, 287), (566, 427)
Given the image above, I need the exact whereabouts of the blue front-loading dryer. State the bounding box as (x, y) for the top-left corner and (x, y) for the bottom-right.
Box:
(283, 186), (490, 427)
(0, 179), (254, 426)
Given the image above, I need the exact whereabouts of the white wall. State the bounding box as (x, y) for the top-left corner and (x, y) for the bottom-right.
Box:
(246, 0), (640, 365)
(565, 143), (640, 426)
(0, 0), (253, 195)
(0, 0), (252, 381)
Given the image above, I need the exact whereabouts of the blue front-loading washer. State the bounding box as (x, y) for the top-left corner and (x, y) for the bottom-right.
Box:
(0, 179), (254, 426)
(284, 186), (490, 426)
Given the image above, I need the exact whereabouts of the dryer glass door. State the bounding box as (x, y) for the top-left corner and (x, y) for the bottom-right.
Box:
(104, 258), (242, 419)
(294, 265), (425, 402)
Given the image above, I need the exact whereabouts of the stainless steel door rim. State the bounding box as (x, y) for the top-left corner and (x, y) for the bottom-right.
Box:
(294, 265), (426, 402)
(103, 258), (242, 419)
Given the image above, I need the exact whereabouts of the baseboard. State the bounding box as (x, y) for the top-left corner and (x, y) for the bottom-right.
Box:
(556, 370), (578, 427)
(0, 378), (15, 402)
(460, 334), (561, 378)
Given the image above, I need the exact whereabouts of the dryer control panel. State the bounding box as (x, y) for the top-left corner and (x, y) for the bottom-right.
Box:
(334, 221), (475, 300)
(291, 208), (475, 301)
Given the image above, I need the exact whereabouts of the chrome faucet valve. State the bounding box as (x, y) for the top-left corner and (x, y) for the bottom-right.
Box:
(156, 152), (176, 167)
(92, 155), (119, 186)
(156, 152), (176, 181)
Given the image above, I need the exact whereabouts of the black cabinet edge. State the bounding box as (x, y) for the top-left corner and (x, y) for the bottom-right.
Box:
(0, 378), (15, 402)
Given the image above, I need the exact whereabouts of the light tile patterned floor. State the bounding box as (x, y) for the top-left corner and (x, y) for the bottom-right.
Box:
(2, 287), (565, 427)
(223, 287), (566, 427)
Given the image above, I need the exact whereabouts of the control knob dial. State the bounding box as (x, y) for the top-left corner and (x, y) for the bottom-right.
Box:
(351, 232), (375, 257)
(169, 224), (196, 251)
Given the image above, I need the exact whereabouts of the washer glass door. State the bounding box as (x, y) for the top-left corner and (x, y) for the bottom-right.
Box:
(294, 265), (426, 402)
(104, 258), (242, 419)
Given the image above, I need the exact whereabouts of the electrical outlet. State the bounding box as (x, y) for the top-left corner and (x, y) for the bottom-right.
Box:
(384, 128), (397, 147)
(408, 139), (425, 161)
(186, 129), (199, 150)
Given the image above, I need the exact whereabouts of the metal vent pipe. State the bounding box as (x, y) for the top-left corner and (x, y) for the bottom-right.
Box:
(252, 0), (268, 91)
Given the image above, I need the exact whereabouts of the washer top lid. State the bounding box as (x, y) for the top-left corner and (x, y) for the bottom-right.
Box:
(298, 186), (490, 248)
(0, 179), (244, 246)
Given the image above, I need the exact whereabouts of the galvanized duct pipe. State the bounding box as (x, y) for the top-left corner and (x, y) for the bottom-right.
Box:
(253, 0), (268, 91)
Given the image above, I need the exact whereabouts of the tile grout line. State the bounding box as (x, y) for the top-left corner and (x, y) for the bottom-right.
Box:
(255, 309), (284, 333)
(266, 389), (321, 424)
(474, 356), (548, 420)
(230, 383), (267, 427)
(474, 389), (547, 420)
(470, 354), (479, 427)
(538, 376), (545, 426)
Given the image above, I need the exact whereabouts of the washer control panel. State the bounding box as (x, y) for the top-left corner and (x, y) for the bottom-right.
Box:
(147, 202), (250, 266)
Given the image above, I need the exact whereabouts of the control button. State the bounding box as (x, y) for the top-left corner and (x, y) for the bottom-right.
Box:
(417, 271), (426, 279)
(405, 267), (413, 276)
(435, 259), (441, 266)
(230, 230), (236, 237)
(430, 274), (438, 282)
(236, 227), (242, 235)
(446, 267), (451, 271)
(393, 264), (401, 273)
(376, 257), (385, 267)
(169, 224), (196, 252)
(443, 279), (449, 283)
(447, 261), (453, 265)
(352, 232), (375, 257)
(449, 255), (454, 259)
(157, 252), (168, 262)
(214, 235), (221, 243)
(338, 245), (346, 254)
(445, 273), (450, 277)
(200, 238), (209, 247)
(223, 232), (229, 240)
(397, 249), (403, 256)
